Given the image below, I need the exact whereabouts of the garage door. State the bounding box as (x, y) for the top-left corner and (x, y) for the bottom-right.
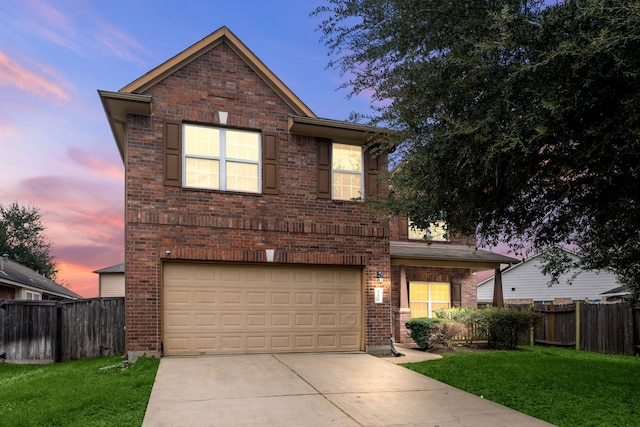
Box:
(163, 263), (362, 355)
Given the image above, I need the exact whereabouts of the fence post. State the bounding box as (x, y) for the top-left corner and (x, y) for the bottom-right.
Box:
(529, 303), (534, 346)
(575, 301), (581, 351)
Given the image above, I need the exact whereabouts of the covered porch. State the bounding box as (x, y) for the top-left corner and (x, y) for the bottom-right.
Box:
(390, 241), (519, 344)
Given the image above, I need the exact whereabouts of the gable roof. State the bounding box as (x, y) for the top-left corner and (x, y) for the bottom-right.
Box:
(99, 26), (391, 160)
(121, 26), (314, 117)
(99, 26), (316, 161)
(0, 256), (81, 300)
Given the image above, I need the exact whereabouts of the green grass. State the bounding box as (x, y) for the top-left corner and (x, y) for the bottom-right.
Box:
(403, 346), (640, 427)
(0, 356), (159, 427)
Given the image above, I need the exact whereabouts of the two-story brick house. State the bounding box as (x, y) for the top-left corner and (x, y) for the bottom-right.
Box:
(99, 27), (515, 359)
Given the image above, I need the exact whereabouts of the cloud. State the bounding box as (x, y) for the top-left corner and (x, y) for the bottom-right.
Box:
(26, 0), (84, 55)
(0, 113), (18, 148)
(67, 147), (124, 179)
(94, 23), (149, 68)
(3, 1), (148, 67)
(0, 50), (72, 101)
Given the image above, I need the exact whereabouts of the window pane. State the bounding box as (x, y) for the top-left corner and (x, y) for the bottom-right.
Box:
(408, 219), (450, 241)
(184, 125), (220, 157)
(409, 282), (429, 302)
(226, 130), (259, 161)
(333, 172), (362, 200)
(408, 219), (428, 240)
(429, 283), (450, 302)
(226, 162), (259, 192)
(185, 158), (219, 189)
(430, 221), (449, 241)
(332, 143), (362, 171)
(410, 302), (429, 319)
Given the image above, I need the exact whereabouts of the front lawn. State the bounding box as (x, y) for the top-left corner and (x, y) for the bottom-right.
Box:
(403, 346), (640, 427)
(0, 356), (159, 427)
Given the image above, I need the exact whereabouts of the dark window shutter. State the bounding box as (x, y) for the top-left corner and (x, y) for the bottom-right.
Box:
(317, 138), (331, 199)
(451, 282), (462, 307)
(262, 132), (279, 194)
(399, 214), (409, 239)
(164, 121), (182, 187)
(365, 153), (379, 196)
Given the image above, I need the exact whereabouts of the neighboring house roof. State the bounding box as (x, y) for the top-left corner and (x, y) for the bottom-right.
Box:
(0, 256), (81, 300)
(390, 241), (519, 270)
(93, 263), (125, 274)
(477, 246), (620, 302)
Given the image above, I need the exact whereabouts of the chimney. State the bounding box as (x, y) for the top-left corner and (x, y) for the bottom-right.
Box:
(0, 254), (7, 270)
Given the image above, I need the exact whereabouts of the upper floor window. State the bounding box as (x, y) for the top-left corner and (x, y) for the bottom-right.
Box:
(183, 124), (261, 193)
(332, 143), (363, 200)
(408, 219), (450, 242)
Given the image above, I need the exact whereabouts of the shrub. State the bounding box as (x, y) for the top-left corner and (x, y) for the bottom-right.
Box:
(434, 306), (540, 347)
(405, 318), (466, 350)
(405, 318), (444, 349)
(427, 322), (467, 349)
(434, 307), (486, 343)
(481, 307), (541, 349)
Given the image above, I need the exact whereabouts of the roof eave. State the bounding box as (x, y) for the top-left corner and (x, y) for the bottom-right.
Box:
(288, 116), (390, 145)
(98, 90), (152, 162)
(390, 257), (504, 270)
(0, 278), (80, 300)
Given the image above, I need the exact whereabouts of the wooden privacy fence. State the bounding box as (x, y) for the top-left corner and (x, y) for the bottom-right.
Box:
(0, 298), (125, 363)
(534, 303), (639, 356)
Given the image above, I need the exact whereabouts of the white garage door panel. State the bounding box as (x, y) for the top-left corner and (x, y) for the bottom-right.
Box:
(163, 264), (362, 355)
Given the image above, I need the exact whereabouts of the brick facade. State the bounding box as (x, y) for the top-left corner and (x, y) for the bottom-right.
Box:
(123, 42), (391, 356)
(0, 285), (15, 299)
(107, 29), (504, 358)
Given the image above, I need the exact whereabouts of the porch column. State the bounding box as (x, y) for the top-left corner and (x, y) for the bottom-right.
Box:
(399, 265), (408, 309)
(397, 265), (412, 343)
(492, 268), (504, 308)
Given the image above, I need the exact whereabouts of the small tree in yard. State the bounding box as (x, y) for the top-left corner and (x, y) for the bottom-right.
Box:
(0, 202), (58, 279)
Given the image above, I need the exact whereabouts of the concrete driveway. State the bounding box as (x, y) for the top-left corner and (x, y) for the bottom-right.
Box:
(142, 352), (553, 427)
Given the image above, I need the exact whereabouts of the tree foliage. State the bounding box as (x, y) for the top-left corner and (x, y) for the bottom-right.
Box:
(314, 0), (640, 301)
(0, 202), (58, 279)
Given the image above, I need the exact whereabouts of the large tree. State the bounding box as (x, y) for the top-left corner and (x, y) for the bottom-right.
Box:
(0, 202), (58, 279)
(314, 0), (640, 301)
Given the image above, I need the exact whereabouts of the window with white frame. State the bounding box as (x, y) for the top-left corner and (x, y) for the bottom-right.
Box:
(408, 219), (450, 241)
(409, 281), (450, 318)
(183, 124), (261, 193)
(24, 290), (42, 300)
(332, 143), (363, 200)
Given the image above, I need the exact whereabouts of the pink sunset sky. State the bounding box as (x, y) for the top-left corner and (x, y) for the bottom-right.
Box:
(0, 0), (511, 297)
(0, 0), (379, 297)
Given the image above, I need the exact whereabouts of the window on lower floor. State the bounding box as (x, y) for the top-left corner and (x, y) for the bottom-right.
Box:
(409, 281), (450, 318)
(183, 124), (261, 193)
(332, 143), (363, 200)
